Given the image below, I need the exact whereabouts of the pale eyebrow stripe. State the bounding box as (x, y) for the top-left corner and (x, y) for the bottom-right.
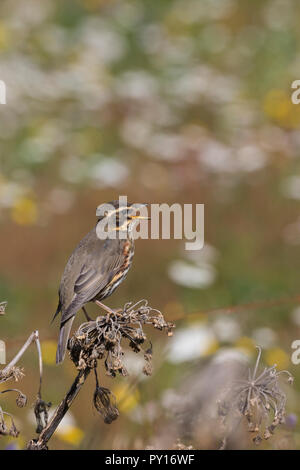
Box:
(107, 207), (130, 217)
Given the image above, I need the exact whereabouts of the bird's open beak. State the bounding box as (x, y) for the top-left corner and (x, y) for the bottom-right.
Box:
(130, 215), (151, 220)
(129, 203), (150, 220)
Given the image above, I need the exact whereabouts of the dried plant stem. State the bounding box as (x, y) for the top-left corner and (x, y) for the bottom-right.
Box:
(1, 331), (41, 378)
(0, 331), (43, 393)
(0, 330), (48, 438)
(27, 300), (174, 450)
(27, 367), (91, 450)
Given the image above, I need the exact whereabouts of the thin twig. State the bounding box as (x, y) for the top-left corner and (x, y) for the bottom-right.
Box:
(35, 332), (43, 398)
(5, 292), (300, 349)
(1, 331), (39, 377)
(0, 329), (46, 438)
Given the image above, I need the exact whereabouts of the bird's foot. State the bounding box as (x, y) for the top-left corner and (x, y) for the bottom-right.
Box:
(95, 300), (122, 316)
(82, 306), (93, 322)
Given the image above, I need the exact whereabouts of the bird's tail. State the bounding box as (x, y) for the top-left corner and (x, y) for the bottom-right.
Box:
(56, 316), (75, 364)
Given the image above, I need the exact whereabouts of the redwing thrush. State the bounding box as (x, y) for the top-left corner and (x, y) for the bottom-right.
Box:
(53, 201), (149, 363)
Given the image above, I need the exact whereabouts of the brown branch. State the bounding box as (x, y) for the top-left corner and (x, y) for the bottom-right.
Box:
(189, 294), (300, 317)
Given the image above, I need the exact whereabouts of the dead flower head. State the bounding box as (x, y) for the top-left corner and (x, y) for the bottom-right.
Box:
(0, 388), (27, 408)
(0, 388), (27, 439)
(143, 344), (153, 376)
(93, 384), (119, 424)
(218, 346), (294, 446)
(68, 299), (174, 377)
(0, 407), (19, 437)
(0, 366), (24, 384)
(68, 300), (174, 425)
(34, 397), (52, 434)
(0, 301), (7, 315)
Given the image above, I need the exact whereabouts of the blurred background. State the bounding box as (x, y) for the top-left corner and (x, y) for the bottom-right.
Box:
(1, 0), (300, 450)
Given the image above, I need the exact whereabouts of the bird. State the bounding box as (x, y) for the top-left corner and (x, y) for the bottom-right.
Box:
(53, 200), (149, 364)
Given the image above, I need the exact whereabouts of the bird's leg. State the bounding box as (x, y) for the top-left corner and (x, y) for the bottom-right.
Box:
(95, 300), (122, 315)
(82, 306), (92, 322)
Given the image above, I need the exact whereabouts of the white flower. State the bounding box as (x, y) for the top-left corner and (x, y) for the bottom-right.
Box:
(281, 176), (300, 200)
(252, 327), (277, 349)
(167, 325), (216, 363)
(0, 182), (26, 208)
(115, 71), (158, 101)
(212, 347), (249, 365)
(291, 306), (300, 326)
(122, 351), (148, 378)
(120, 119), (152, 148)
(236, 145), (267, 172)
(168, 260), (216, 288)
(89, 157), (129, 188)
(184, 243), (218, 266)
(79, 19), (127, 65)
(148, 133), (185, 162)
(47, 188), (75, 214)
(60, 156), (86, 184)
(212, 317), (241, 342)
(200, 140), (236, 173)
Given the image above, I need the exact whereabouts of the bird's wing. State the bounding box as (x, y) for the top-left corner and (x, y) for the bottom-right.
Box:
(60, 249), (126, 325)
(51, 298), (62, 324)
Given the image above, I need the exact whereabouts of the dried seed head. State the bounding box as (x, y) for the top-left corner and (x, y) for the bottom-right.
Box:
(288, 376), (294, 385)
(0, 366), (24, 384)
(0, 388), (28, 408)
(66, 300), (174, 430)
(26, 439), (48, 450)
(0, 410), (20, 438)
(253, 435), (262, 446)
(9, 420), (19, 438)
(16, 391), (27, 408)
(143, 361), (153, 376)
(34, 397), (52, 434)
(69, 300), (175, 380)
(173, 439), (194, 450)
(143, 345), (153, 376)
(218, 346), (293, 446)
(0, 301), (7, 315)
(264, 428), (272, 440)
(93, 386), (119, 424)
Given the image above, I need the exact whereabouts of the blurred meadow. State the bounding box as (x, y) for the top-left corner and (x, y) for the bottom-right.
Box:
(1, 0), (300, 449)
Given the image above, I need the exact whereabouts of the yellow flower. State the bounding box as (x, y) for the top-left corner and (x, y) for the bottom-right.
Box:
(113, 383), (140, 414)
(41, 340), (57, 366)
(235, 336), (256, 355)
(11, 197), (37, 225)
(263, 88), (300, 128)
(0, 22), (10, 49)
(203, 339), (219, 356)
(185, 312), (208, 324)
(58, 426), (84, 446)
(265, 348), (289, 370)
